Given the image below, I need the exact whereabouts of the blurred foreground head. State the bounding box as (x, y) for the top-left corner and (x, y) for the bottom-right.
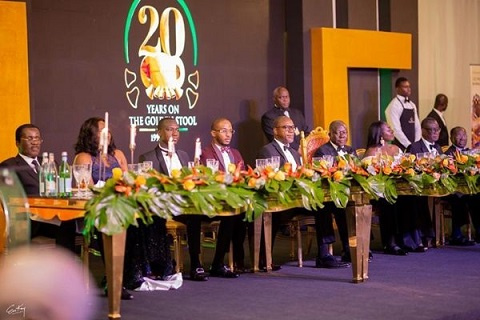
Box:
(0, 247), (98, 320)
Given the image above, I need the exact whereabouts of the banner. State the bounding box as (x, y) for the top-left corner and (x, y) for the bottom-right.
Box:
(470, 64), (480, 147)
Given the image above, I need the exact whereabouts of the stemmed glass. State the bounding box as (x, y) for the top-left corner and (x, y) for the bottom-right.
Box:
(271, 156), (281, 171)
(255, 159), (266, 172)
(72, 163), (92, 198)
(206, 159), (219, 173)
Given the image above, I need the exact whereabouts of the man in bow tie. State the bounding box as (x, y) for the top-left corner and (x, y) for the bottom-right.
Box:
(256, 116), (349, 269)
(312, 120), (356, 263)
(443, 126), (477, 246)
(402, 117), (442, 251)
(198, 118), (246, 277)
(385, 77), (422, 151)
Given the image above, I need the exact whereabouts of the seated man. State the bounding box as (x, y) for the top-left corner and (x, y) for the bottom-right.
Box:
(312, 120), (355, 263)
(0, 124), (76, 252)
(444, 127), (476, 246)
(257, 116), (349, 269)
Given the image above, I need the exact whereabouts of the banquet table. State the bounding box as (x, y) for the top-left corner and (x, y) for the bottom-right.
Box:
(8, 183), (455, 319)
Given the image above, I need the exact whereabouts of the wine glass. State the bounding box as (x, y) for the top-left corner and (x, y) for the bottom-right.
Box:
(255, 159), (266, 171)
(142, 161), (153, 172)
(206, 159), (219, 173)
(72, 164), (91, 198)
(271, 156), (281, 171)
(127, 163), (142, 174)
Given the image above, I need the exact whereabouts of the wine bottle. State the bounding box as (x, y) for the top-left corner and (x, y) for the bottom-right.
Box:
(58, 151), (72, 197)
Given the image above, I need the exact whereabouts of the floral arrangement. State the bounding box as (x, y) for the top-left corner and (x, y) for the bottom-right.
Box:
(83, 150), (480, 238)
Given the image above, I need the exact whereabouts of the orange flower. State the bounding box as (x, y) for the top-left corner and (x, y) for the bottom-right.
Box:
(283, 162), (292, 173)
(183, 179), (196, 191)
(115, 184), (132, 196)
(382, 166), (392, 175)
(405, 168), (415, 177)
(248, 177), (257, 188)
(227, 163), (236, 174)
(333, 171), (344, 181)
(215, 174), (225, 183)
(303, 168), (314, 178)
(337, 158), (347, 170)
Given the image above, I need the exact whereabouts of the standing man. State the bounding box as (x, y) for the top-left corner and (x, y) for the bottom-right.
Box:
(200, 118), (246, 274)
(313, 120), (355, 263)
(261, 86), (310, 151)
(426, 94), (449, 147)
(0, 124), (76, 252)
(257, 116), (349, 269)
(385, 77), (422, 151)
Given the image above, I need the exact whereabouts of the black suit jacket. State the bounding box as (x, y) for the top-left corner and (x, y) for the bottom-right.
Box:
(139, 146), (190, 175)
(426, 109), (449, 147)
(257, 141), (302, 167)
(0, 154), (39, 195)
(406, 139), (443, 155)
(313, 142), (355, 157)
(261, 107), (310, 151)
(444, 145), (469, 156)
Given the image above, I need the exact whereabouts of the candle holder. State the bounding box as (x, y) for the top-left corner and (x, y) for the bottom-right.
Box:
(129, 144), (136, 165)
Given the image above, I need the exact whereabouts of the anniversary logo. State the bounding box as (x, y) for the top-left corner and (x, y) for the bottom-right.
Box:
(123, 0), (199, 142)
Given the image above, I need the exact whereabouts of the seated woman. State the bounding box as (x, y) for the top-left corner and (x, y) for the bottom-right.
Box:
(364, 121), (407, 255)
(74, 117), (174, 298)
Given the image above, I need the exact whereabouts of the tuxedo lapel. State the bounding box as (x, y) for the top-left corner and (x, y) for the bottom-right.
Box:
(210, 144), (226, 172)
(154, 146), (169, 175)
(16, 155), (37, 181)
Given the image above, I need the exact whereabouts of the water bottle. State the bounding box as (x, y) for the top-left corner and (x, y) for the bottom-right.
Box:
(38, 152), (48, 196)
(45, 153), (58, 197)
(58, 151), (72, 197)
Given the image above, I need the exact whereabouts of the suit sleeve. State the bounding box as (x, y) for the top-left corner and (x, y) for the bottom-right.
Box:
(261, 112), (275, 142)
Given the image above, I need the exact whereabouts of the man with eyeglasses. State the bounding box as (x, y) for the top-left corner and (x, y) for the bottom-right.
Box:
(261, 86), (310, 151)
(385, 77), (422, 151)
(194, 118), (245, 277)
(257, 116), (349, 270)
(312, 120), (357, 265)
(426, 94), (449, 147)
(400, 117), (441, 252)
(0, 124), (76, 252)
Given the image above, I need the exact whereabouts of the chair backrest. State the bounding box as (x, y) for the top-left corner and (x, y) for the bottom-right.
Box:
(356, 148), (366, 158)
(0, 168), (30, 255)
(299, 127), (330, 164)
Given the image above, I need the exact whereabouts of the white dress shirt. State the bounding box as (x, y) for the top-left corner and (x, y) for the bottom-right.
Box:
(385, 94), (422, 148)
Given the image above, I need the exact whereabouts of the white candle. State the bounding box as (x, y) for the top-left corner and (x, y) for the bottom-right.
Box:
(130, 124), (136, 148)
(102, 129), (108, 155)
(168, 136), (175, 156)
(194, 138), (201, 160)
(104, 112), (109, 133)
(99, 129), (105, 150)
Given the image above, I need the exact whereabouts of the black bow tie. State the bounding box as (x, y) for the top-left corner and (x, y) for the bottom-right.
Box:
(337, 146), (345, 152)
(160, 147), (170, 154)
(221, 146), (230, 153)
(404, 98), (410, 103)
(283, 145), (290, 151)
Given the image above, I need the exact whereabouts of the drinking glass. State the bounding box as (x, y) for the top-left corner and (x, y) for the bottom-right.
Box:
(142, 161), (153, 172)
(127, 163), (142, 174)
(72, 164), (91, 198)
(255, 159), (266, 171)
(322, 155), (334, 168)
(271, 156), (281, 171)
(206, 159), (219, 173)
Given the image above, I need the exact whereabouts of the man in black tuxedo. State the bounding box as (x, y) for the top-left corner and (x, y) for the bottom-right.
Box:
(443, 127), (476, 245)
(402, 117), (443, 251)
(426, 94), (449, 148)
(261, 86), (310, 151)
(0, 124), (76, 252)
(139, 118), (238, 281)
(313, 120), (355, 263)
(257, 116), (348, 269)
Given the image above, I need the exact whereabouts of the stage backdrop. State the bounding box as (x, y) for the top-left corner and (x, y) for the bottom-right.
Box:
(26, 0), (286, 166)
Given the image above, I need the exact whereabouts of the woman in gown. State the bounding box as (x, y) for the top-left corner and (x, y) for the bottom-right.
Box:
(364, 121), (408, 255)
(74, 117), (174, 296)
